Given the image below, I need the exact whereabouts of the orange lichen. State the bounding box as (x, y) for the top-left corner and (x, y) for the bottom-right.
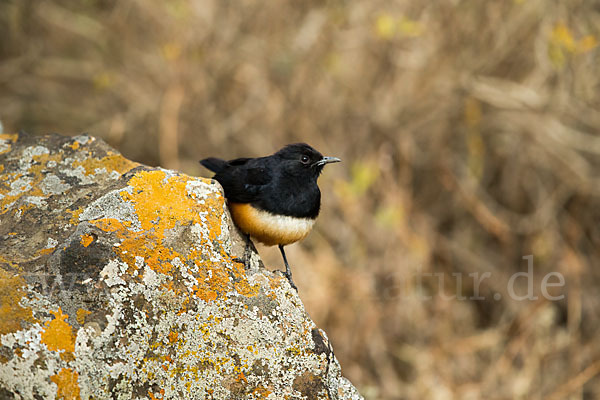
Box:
(234, 279), (260, 297)
(28, 153), (66, 193)
(237, 371), (248, 383)
(17, 203), (36, 215)
(0, 133), (18, 155)
(67, 208), (83, 225)
(0, 175), (25, 213)
(83, 169), (249, 304)
(39, 247), (56, 255)
(118, 171), (235, 294)
(90, 218), (132, 233)
(0, 146), (63, 217)
(76, 308), (91, 325)
(80, 234), (94, 247)
(191, 283), (217, 302)
(190, 258), (232, 302)
(145, 246), (179, 275)
(71, 153), (138, 176)
(251, 386), (273, 397)
(168, 331), (179, 343)
(0, 268), (36, 335)
(0, 133), (18, 142)
(41, 308), (75, 358)
(120, 171), (212, 232)
(0, 143), (136, 222)
(232, 259), (259, 297)
(50, 368), (81, 400)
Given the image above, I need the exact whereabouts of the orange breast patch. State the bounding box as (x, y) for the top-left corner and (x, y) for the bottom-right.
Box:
(228, 203), (315, 246)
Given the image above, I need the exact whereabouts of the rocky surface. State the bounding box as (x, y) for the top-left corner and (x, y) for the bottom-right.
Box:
(0, 132), (363, 399)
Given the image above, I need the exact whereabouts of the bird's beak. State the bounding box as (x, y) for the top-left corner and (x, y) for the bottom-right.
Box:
(316, 156), (341, 166)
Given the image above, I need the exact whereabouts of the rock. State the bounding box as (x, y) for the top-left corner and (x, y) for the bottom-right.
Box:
(0, 132), (363, 399)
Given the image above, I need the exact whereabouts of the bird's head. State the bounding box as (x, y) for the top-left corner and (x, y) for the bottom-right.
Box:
(276, 143), (341, 180)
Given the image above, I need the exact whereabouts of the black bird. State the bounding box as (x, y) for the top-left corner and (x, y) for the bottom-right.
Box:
(200, 143), (341, 290)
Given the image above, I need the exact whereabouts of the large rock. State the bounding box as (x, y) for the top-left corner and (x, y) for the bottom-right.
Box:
(0, 132), (362, 400)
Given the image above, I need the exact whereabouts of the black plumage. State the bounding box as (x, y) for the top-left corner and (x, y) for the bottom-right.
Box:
(200, 143), (340, 291)
(201, 143), (331, 219)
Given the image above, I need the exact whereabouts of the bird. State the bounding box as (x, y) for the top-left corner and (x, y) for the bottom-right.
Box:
(200, 143), (341, 290)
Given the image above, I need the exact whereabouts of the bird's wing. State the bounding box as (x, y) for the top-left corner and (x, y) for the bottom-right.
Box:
(213, 159), (271, 203)
(227, 157), (253, 166)
(200, 157), (252, 173)
(244, 166), (270, 186)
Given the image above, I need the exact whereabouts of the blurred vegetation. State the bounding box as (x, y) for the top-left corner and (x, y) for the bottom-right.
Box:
(2, 0), (600, 398)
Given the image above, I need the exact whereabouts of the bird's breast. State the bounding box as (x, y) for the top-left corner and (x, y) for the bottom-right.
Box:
(228, 202), (315, 246)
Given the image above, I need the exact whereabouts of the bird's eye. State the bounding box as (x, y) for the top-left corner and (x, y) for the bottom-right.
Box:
(300, 155), (310, 164)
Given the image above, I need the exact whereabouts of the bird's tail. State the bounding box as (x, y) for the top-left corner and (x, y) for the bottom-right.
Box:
(199, 157), (228, 173)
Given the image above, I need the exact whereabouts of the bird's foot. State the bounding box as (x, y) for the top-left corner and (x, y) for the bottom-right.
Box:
(286, 275), (298, 292)
(279, 270), (298, 291)
(278, 270), (298, 292)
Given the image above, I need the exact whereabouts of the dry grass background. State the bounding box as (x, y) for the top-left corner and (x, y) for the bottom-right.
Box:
(2, 0), (600, 398)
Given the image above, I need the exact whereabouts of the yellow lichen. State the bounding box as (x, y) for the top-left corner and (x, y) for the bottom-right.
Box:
(41, 308), (75, 358)
(0, 268), (36, 335)
(50, 368), (81, 400)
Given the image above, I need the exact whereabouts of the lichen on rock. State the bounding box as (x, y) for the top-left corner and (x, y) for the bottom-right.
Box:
(0, 132), (363, 399)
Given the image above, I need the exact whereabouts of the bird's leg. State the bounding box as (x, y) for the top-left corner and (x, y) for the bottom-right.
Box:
(278, 245), (297, 291)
